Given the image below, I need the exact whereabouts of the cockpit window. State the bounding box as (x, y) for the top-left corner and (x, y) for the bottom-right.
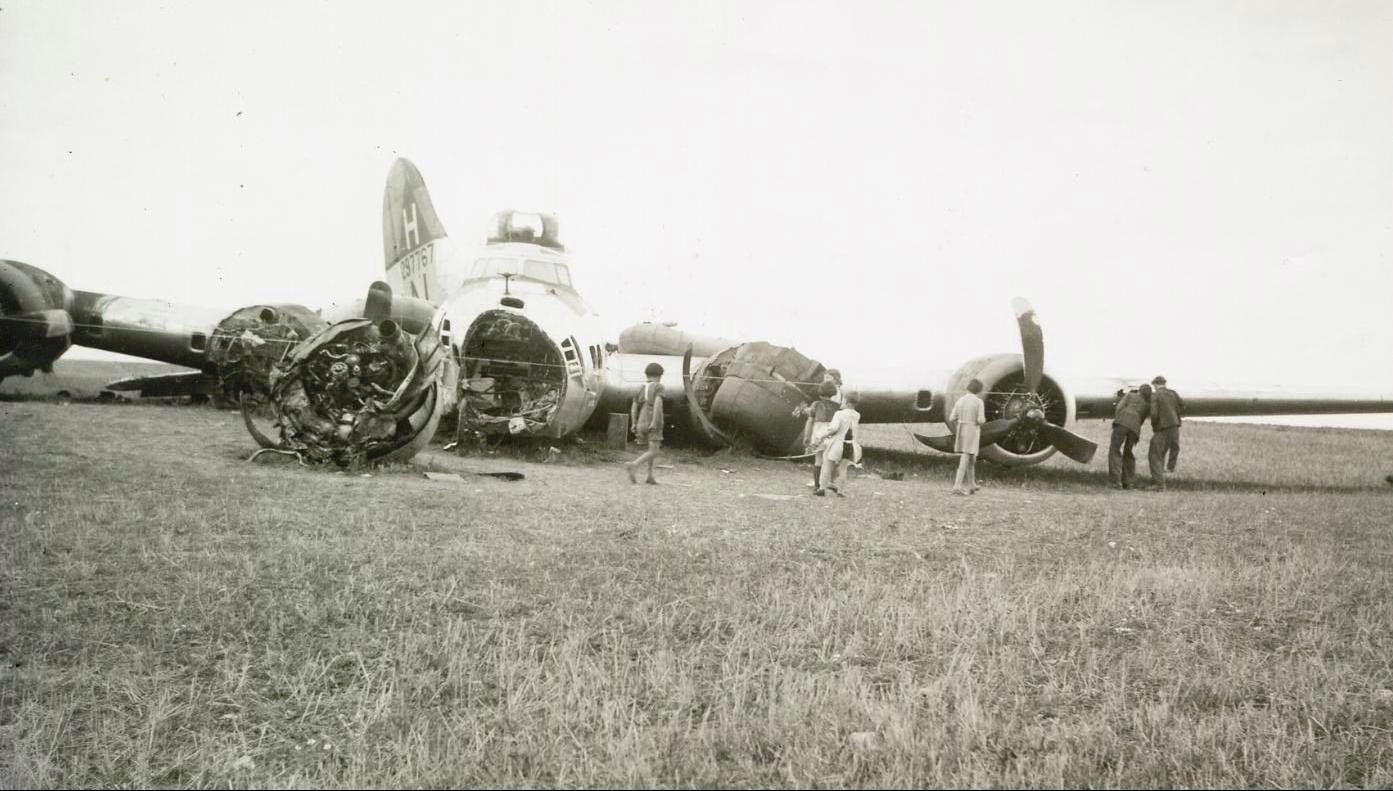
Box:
(467, 257), (572, 288)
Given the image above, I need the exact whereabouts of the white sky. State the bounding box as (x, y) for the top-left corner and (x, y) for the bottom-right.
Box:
(3, 1), (1391, 428)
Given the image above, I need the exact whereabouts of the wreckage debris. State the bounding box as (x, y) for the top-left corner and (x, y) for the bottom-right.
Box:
(207, 305), (327, 400)
(242, 316), (449, 467)
(456, 309), (565, 440)
(684, 341), (827, 455)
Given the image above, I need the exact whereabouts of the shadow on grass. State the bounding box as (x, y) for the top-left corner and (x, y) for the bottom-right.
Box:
(861, 446), (1389, 496)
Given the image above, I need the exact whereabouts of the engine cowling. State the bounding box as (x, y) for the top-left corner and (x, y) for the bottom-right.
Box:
(686, 341), (826, 454)
(0, 260), (76, 380)
(943, 353), (1077, 466)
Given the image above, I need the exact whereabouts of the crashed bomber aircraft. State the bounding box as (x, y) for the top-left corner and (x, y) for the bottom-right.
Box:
(3, 158), (1393, 467)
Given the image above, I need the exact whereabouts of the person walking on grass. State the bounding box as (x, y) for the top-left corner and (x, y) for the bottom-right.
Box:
(950, 378), (986, 495)
(1108, 384), (1151, 489)
(809, 391), (861, 497)
(1147, 375), (1184, 490)
(792, 380), (841, 489)
(625, 362), (665, 484)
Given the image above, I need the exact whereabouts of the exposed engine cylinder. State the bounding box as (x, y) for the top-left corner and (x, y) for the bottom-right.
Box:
(0, 260), (75, 379)
(943, 353), (1076, 466)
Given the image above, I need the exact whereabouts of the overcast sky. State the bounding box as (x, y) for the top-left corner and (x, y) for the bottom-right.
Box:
(3, 1), (1390, 427)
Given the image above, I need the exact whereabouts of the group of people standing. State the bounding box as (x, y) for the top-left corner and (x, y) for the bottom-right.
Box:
(1108, 375), (1184, 490)
(794, 369), (863, 497)
(625, 364), (1184, 495)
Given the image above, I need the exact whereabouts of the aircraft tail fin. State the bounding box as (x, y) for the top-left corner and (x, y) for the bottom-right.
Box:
(383, 158), (449, 302)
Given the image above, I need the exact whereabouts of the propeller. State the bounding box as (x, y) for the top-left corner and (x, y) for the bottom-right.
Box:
(1012, 296), (1044, 394)
(915, 298), (1099, 464)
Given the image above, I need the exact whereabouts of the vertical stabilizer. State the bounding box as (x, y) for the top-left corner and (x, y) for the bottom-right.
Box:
(383, 158), (449, 302)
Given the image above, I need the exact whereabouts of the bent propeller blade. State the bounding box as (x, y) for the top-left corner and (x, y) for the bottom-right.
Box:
(1012, 296), (1044, 394)
(912, 433), (957, 453)
(979, 418), (1020, 447)
(1037, 422), (1098, 464)
(682, 345), (734, 447)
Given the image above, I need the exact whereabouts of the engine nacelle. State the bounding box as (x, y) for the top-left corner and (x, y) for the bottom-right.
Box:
(686, 341), (826, 454)
(943, 353), (1077, 466)
(0, 260), (75, 380)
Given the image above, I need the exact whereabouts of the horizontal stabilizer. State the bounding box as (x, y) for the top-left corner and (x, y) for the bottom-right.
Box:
(105, 370), (214, 398)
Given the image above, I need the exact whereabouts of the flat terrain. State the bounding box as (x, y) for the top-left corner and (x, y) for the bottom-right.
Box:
(3, 402), (1393, 787)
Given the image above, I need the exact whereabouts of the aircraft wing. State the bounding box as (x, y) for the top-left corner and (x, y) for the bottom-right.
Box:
(1072, 377), (1393, 420)
(604, 301), (1393, 465)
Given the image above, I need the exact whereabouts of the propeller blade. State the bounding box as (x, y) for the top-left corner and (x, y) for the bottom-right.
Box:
(918, 417), (1020, 453)
(1037, 422), (1098, 464)
(979, 418), (1020, 447)
(682, 345), (734, 447)
(1012, 297), (1044, 394)
(0, 309), (73, 340)
(912, 432), (957, 453)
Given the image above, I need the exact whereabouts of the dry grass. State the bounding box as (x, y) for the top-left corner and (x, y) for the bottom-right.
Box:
(2, 402), (1392, 787)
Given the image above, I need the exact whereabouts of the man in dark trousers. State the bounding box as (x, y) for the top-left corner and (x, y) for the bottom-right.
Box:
(1108, 384), (1151, 489)
(1147, 375), (1184, 490)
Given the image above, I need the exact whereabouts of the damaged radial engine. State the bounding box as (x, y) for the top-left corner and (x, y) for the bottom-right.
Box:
(616, 324), (828, 456)
(220, 285), (455, 466)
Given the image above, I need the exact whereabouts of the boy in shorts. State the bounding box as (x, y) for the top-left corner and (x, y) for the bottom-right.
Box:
(625, 362), (665, 484)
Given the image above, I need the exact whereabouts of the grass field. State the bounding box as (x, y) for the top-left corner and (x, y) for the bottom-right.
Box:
(3, 402), (1393, 787)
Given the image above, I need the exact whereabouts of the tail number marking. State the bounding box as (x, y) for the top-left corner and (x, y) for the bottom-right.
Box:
(396, 244), (433, 299)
